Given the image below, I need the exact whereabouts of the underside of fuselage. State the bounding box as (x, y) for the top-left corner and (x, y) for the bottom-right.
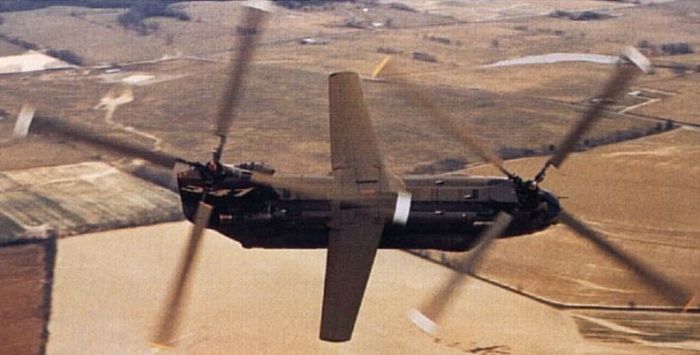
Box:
(177, 169), (556, 251)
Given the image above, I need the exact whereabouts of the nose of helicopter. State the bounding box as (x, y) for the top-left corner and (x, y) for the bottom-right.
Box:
(540, 189), (561, 225)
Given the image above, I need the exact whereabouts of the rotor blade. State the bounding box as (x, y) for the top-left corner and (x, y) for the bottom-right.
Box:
(385, 64), (513, 177)
(371, 55), (391, 79)
(152, 201), (213, 348)
(409, 212), (513, 335)
(558, 209), (691, 306)
(548, 48), (649, 169)
(215, 6), (267, 138)
(30, 117), (185, 169)
(13, 104), (36, 138)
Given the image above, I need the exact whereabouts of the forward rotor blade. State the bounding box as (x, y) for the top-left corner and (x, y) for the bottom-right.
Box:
(30, 117), (185, 169)
(215, 6), (267, 138)
(152, 201), (213, 348)
(409, 212), (513, 335)
(385, 65), (513, 177)
(548, 47), (649, 169)
(558, 209), (691, 306)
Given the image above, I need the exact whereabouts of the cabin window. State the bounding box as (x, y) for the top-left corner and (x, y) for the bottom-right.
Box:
(463, 189), (479, 200)
(220, 214), (233, 224)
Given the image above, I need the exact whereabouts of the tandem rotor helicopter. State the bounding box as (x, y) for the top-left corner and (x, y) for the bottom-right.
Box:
(13, 5), (694, 347)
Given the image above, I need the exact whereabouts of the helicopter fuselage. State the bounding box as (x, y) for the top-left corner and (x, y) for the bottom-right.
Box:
(177, 167), (559, 251)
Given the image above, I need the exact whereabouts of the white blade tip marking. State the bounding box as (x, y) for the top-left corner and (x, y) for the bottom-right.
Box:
(13, 104), (35, 138)
(245, 1), (273, 12)
(393, 191), (412, 225)
(407, 308), (439, 336)
(622, 46), (652, 74)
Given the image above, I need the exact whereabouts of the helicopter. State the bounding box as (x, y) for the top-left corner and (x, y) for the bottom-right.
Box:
(13, 5), (693, 347)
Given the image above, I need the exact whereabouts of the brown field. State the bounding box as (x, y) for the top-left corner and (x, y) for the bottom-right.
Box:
(461, 129), (700, 307)
(45, 222), (623, 355)
(391, 0), (635, 21)
(1, 0), (698, 174)
(0, 0), (699, 353)
(5, 1), (700, 172)
(0, 237), (55, 355)
(419, 128), (700, 352)
(633, 74), (700, 125)
(0, 59), (662, 174)
(0, 40), (23, 57)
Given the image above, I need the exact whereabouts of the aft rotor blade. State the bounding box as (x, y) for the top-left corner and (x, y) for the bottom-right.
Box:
(215, 6), (267, 139)
(152, 201), (214, 348)
(409, 212), (513, 335)
(30, 117), (186, 169)
(387, 69), (513, 178)
(548, 47), (649, 169)
(558, 209), (691, 306)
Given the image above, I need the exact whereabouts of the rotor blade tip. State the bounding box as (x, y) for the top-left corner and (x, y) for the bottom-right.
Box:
(148, 341), (173, 350)
(13, 104), (36, 138)
(622, 46), (652, 74)
(245, 1), (273, 12)
(371, 56), (392, 79)
(392, 191), (412, 226)
(407, 308), (439, 336)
